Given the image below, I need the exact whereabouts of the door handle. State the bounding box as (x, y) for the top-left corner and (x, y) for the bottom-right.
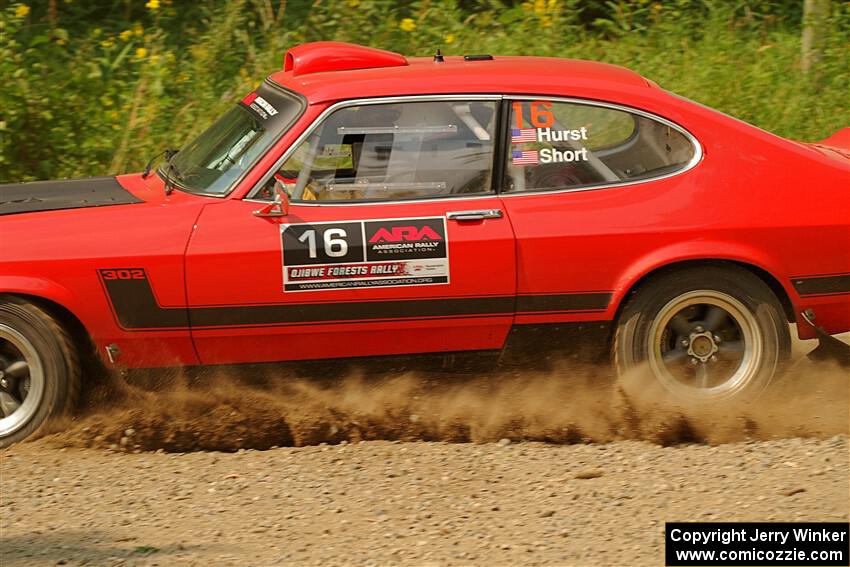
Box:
(445, 209), (503, 221)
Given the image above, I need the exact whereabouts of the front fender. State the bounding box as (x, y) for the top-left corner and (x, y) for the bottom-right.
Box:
(0, 273), (200, 367)
(0, 275), (83, 316)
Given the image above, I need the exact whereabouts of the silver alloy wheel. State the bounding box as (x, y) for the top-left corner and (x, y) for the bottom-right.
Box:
(0, 323), (46, 437)
(646, 290), (764, 400)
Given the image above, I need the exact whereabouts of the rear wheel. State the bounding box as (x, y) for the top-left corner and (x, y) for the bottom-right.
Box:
(0, 297), (80, 447)
(614, 266), (790, 403)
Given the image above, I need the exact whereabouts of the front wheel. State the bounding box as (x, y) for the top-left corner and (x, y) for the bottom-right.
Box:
(614, 266), (791, 404)
(0, 297), (80, 447)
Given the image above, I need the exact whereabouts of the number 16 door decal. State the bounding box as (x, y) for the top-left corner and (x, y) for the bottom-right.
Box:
(280, 217), (450, 292)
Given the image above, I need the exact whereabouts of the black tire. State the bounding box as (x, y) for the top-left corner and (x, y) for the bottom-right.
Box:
(0, 297), (80, 447)
(614, 265), (791, 404)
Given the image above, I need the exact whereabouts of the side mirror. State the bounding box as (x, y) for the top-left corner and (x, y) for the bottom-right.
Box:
(253, 178), (290, 219)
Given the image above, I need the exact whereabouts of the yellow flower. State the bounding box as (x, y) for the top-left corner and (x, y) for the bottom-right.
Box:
(445, 33), (456, 44)
(145, 0), (160, 10)
(135, 47), (148, 59)
(119, 30), (133, 41)
(100, 38), (115, 48)
(150, 54), (160, 64)
(133, 23), (143, 36)
(347, 0), (359, 6)
(533, 0), (546, 16)
(399, 18), (416, 32)
(15, 4), (30, 18)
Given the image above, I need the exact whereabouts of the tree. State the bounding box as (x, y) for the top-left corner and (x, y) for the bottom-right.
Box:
(801, 0), (831, 75)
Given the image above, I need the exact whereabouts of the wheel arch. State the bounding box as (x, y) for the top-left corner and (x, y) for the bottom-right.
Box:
(612, 258), (796, 328)
(0, 282), (101, 368)
(11, 294), (93, 352)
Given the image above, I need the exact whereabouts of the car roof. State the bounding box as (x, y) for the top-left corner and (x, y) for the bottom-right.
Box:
(268, 53), (652, 104)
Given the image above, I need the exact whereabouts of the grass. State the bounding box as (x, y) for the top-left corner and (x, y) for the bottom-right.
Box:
(1, 0), (847, 183)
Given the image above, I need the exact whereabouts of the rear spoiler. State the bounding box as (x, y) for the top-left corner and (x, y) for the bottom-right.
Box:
(817, 127), (850, 152)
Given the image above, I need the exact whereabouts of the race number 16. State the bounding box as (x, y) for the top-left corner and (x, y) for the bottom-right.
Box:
(512, 101), (554, 128)
(298, 228), (348, 258)
(282, 222), (364, 265)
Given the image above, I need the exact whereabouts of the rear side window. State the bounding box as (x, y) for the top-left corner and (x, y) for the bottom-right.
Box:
(504, 99), (696, 193)
(270, 100), (498, 202)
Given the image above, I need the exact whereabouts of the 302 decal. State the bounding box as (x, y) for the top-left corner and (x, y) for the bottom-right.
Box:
(100, 268), (146, 280)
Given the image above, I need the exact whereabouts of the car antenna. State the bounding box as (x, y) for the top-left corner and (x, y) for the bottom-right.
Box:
(433, 49), (444, 63)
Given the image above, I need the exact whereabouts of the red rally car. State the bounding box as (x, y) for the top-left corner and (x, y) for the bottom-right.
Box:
(1, 42), (849, 446)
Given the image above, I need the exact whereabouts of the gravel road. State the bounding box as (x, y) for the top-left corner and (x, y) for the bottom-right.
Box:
(1, 335), (848, 566)
(1, 437), (848, 566)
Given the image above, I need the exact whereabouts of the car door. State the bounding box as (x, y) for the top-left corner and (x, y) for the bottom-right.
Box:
(184, 96), (516, 364)
(498, 96), (701, 325)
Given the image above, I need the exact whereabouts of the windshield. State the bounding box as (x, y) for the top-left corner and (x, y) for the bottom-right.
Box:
(160, 85), (302, 196)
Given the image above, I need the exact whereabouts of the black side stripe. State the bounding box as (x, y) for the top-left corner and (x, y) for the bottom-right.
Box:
(792, 274), (850, 297)
(191, 296), (516, 328)
(99, 269), (611, 331)
(516, 293), (612, 313)
(99, 274), (189, 329)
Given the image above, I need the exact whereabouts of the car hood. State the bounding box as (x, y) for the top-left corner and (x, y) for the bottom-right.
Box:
(0, 176), (144, 216)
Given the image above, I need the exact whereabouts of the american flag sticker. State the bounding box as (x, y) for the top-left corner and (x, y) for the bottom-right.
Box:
(511, 128), (537, 143)
(512, 150), (539, 165)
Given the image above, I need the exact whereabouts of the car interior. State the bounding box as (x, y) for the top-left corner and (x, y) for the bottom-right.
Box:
(266, 101), (497, 201)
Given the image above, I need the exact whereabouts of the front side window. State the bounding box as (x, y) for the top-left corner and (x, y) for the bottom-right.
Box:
(264, 100), (498, 202)
(162, 85), (303, 196)
(505, 99), (696, 193)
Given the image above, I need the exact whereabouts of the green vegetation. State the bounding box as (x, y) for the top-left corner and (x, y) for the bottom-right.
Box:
(1, 0), (848, 183)
(132, 545), (159, 555)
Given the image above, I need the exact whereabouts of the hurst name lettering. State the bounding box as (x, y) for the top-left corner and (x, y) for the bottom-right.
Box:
(536, 127), (588, 142)
(532, 128), (591, 163)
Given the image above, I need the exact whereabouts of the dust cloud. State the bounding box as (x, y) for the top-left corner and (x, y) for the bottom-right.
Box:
(40, 353), (848, 453)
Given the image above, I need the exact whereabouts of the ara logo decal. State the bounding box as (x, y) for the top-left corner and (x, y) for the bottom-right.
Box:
(368, 226), (444, 243)
(364, 219), (448, 262)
